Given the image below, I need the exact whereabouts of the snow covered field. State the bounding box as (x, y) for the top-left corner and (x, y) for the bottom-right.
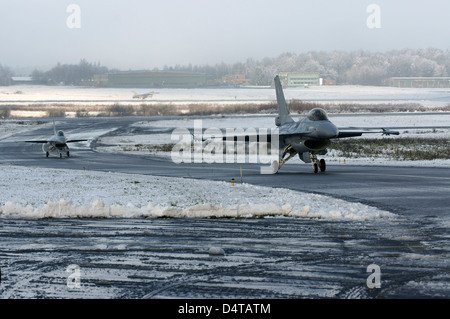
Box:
(2, 84), (450, 107)
(0, 119), (46, 140)
(0, 165), (396, 221)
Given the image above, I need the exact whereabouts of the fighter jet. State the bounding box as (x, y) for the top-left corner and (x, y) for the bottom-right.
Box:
(273, 75), (399, 173)
(25, 120), (87, 158)
(132, 91), (158, 99)
(222, 75), (399, 173)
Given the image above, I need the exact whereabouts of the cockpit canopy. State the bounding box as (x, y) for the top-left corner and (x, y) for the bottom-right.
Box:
(307, 108), (329, 121)
(57, 130), (65, 137)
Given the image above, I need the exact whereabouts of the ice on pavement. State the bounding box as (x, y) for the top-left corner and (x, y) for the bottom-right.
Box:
(0, 165), (396, 220)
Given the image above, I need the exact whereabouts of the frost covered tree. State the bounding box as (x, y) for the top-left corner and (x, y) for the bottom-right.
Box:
(26, 48), (450, 86)
(32, 59), (109, 85)
(0, 65), (13, 86)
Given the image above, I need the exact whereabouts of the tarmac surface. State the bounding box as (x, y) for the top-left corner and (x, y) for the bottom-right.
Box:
(0, 117), (449, 299)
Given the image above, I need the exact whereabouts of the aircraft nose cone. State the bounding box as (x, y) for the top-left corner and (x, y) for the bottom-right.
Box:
(318, 122), (339, 139)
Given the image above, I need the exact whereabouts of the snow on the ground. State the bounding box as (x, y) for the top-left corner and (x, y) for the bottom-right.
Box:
(0, 120), (48, 140)
(2, 84), (450, 106)
(0, 165), (397, 221)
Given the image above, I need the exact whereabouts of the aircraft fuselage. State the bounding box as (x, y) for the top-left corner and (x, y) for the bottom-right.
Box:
(279, 117), (339, 155)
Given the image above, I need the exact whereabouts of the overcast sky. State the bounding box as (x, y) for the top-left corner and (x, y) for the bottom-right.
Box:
(1, 0), (449, 73)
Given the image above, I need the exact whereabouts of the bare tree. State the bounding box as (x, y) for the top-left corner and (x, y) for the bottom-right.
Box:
(0, 65), (13, 86)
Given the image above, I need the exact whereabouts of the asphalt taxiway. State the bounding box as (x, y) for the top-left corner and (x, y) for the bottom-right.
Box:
(2, 117), (448, 218)
(0, 117), (449, 299)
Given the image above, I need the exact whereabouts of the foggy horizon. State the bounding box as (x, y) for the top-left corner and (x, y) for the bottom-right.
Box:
(2, 0), (450, 74)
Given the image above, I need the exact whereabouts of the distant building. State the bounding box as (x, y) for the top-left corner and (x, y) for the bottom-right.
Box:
(11, 76), (33, 85)
(279, 72), (322, 87)
(93, 71), (207, 88)
(323, 79), (336, 86)
(386, 77), (450, 88)
(221, 74), (250, 86)
(93, 74), (109, 87)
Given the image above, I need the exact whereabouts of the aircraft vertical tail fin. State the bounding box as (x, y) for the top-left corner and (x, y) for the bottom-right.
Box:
(52, 119), (57, 136)
(274, 75), (294, 126)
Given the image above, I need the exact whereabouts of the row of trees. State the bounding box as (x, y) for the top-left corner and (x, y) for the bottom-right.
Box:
(0, 65), (14, 86)
(165, 48), (450, 86)
(31, 59), (110, 85)
(2, 48), (450, 86)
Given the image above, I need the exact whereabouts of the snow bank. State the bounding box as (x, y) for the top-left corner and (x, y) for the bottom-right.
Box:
(0, 165), (396, 221)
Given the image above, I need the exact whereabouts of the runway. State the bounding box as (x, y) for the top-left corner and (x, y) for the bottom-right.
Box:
(0, 116), (449, 299)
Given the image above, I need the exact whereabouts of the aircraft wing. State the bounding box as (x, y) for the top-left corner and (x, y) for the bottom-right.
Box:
(200, 134), (274, 143)
(25, 140), (49, 143)
(25, 139), (88, 143)
(336, 128), (400, 138)
(200, 128), (397, 142)
(201, 131), (314, 143)
(279, 132), (314, 139)
(336, 131), (364, 138)
(220, 135), (273, 142)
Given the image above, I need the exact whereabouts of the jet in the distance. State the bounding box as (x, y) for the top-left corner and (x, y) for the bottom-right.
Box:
(132, 91), (158, 99)
(25, 120), (87, 158)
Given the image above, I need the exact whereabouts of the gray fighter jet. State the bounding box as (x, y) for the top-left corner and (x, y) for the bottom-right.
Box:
(221, 76), (399, 173)
(272, 75), (399, 173)
(25, 120), (87, 158)
(132, 91), (158, 99)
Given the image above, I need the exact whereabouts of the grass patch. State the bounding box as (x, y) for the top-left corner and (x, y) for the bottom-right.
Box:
(107, 104), (134, 116)
(5, 101), (450, 118)
(119, 136), (450, 161)
(46, 108), (66, 117)
(331, 137), (450, 160)
(0, 107), (11, 119)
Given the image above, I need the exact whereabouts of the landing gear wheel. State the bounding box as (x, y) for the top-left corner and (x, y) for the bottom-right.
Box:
(319, 159), (326, 172)
(46, 152), (49, 158)
(59, 153), (62, 158)
(67, 151), (70, 158)
(313, 163), (318, 174)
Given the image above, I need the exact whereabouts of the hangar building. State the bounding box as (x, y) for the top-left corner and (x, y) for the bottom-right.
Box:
(386, 77), (450, 88)
(93, 71), (207, 88)
(278, 72), (322, 87)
